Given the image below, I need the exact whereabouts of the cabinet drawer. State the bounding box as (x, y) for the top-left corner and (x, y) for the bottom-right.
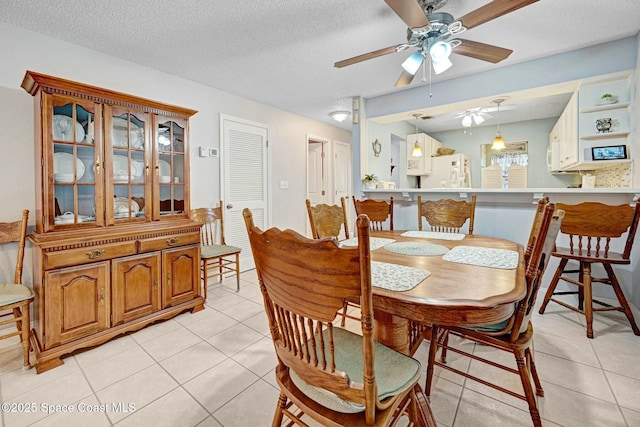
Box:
(137, 232), (200, 253)
(44, 241), (138, 270)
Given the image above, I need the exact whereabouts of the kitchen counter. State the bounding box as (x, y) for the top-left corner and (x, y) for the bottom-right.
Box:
(362, 187), (640, 205)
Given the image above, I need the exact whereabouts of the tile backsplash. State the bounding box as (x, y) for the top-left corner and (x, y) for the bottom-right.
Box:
(589, 163), (633, 188)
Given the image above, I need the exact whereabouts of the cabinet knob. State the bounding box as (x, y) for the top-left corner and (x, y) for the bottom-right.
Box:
(166, 237), (179, 246)
(86, 249), (105, 259)
(226, 204), (233, 209)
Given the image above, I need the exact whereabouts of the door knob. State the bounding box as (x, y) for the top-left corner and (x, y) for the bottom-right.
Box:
(226, 204), (233, 209)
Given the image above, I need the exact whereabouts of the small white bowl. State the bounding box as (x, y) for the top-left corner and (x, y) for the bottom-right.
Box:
(159, 176), (171, 183)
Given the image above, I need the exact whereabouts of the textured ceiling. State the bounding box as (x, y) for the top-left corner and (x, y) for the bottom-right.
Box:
(1, 0), (639, 132)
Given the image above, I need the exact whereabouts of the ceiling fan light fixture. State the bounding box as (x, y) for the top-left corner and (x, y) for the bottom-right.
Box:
(461, 115), (472, 127)
(401, 51), (424, 75)
(429, 41), (451, 61)
(431, 56), (452, 74)
(473, 114), (485, 125)
(329, 110), (350, 122)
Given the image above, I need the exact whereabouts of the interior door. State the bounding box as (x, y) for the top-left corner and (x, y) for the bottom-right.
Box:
(334, 141), (352, 227)
(221, 115), (269, 271)
(307, 140), (326, 205)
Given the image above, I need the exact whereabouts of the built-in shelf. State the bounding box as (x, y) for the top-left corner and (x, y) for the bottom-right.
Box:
(580, 102), (631, 114)
(580, 131), (630, 140)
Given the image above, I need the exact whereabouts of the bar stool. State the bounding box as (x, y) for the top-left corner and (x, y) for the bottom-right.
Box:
(538, 201), (640, 338)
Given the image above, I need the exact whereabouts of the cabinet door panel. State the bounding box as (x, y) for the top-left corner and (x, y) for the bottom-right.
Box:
(162, 245), (199, 307)
(44, 262), (110, 348)
(112, 253), (161, 325)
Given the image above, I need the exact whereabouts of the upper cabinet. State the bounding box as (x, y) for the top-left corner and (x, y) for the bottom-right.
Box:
(22, 71), (197, 232)
(406, 133), (442, 176)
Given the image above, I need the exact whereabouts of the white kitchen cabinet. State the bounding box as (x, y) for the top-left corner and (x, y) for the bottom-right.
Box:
(406, 133), (440, 176)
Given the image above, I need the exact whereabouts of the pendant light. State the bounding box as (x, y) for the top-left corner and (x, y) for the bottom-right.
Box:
(491, 98), (506, 150)
(411, 113), (423, 157)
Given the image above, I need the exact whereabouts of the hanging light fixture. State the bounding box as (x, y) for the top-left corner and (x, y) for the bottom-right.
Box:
(491, 98), (506, 150)
(402, 51), (424, 75)
(411, 113), (423, 157)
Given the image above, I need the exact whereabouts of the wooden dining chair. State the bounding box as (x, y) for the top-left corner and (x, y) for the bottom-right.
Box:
(190, 203), (241, 299)
(0, 210), (33, 368)
(525, 196), (550, 264)
(352, 196), (394, 231)
(305, 197), (350, 240)
(417, 194), (476, 234)
(425, 204), (564, 427)
(538, 201), (640, 338)
(243, 209), (431, 427)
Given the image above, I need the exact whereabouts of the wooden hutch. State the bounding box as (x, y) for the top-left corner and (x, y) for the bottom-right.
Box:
(22, 71), (204, 373)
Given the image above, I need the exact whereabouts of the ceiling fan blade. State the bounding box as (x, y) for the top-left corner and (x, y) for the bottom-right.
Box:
(384, 0), (430, 29)
(454, 39), (513, 63)
(394, 70), (415, 88)
(334, 45), (403, 68)
(458, 0), (539, 30)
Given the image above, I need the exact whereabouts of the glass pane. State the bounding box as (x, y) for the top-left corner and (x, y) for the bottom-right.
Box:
(51, 100), (96, 227)
(158, 119), (186, 217)
(111, 111), (147, 221)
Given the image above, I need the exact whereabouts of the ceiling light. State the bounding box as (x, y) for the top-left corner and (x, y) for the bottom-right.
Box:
(473, 114), (485, 125)
(430, 41), (451, 61)
(329, 110), (350, 122)
(411, 113), (423, 157)
(491, 98), (506, 150)
(431, 56), (452, 74)
(461, 115), (472, 127)
(402, 52), (424, 75)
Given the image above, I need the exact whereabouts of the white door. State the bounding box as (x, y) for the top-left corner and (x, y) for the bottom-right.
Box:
(334, 141), (352, 230)
(220, 115), (269, 271)
(307, 139), (327, 205)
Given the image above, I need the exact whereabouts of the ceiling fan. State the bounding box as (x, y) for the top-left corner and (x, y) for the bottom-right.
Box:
(452, 102), (517, 127)
(334, 0), (539, 87)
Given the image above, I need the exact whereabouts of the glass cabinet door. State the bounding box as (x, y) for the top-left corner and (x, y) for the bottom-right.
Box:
(49, 95), (102, 230)
(105, 107), (151, 224)
(154, 116), (188, 218)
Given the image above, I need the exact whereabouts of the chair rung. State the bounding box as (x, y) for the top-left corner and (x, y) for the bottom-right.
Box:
(548, 298), (583, 314)
(435, 360), (525, 401)
(0, 329), (21, 341)
(559, 276), (584, 287)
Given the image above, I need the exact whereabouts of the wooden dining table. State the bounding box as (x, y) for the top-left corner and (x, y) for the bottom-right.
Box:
(366, 230), (526, 356)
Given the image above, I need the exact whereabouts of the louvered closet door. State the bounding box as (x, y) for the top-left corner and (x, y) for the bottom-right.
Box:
(221, 115), (269, 270)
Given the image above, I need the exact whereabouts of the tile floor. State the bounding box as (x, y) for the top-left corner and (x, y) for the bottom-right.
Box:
(1, 270), (639, 427)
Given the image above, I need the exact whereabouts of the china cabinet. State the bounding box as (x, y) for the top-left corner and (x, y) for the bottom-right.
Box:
(22, 71), (203, 373)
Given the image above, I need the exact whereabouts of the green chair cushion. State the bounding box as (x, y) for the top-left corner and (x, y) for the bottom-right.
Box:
(201, 244), (241, 259)
(0, 283), (33, 306)
(290, 327), (420, 413)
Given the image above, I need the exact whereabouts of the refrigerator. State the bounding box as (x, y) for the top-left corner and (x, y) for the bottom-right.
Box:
(419, 154), (471, 188)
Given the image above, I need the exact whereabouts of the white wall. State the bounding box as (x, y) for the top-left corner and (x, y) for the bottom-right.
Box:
(0, 22), (351, 281)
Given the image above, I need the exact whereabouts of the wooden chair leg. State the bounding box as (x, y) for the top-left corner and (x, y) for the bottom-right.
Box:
(515, 349), (543, 427)
(539, 258), (568, 314)
(582, 263), (594, 338)
(272, 393), (287, 427)
(201, 260), (208, 300)
(235, 253), (240, 292)
(425, 325), (439, 397)
(20, 305), (31, 367)
(340, 303), (348, 327)
(603, 264), (640, 335)
(440, 329), (449, 363)
(578, 261), (585, 311)
(526, 347), (543, 397)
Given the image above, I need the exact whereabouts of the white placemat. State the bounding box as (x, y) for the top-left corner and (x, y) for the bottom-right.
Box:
(384, 242), (449, 256)
(339, 237), (396, 251)
(401, 230), (466, 241)
(442, 246), (519, 269)
(372, 261), (430, 291)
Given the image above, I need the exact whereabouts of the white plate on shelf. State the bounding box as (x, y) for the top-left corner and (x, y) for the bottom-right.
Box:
(159, 159), (171, 176)
(114, 197), (140, 217)
(55, 212), (93, 224)
(54, 153), (85, 180)
(113, 155), (144, 179)
(53, 115), (85, 142)
(111, 117), (144, 148)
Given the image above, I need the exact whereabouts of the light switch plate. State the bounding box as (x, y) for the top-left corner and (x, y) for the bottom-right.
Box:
(198, 146), (207, 157)
(208, 147), (219, 157)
